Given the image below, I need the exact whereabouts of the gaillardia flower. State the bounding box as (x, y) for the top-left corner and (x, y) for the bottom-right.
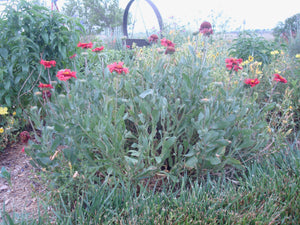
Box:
(225, 58), (243, 72)
(77, 42), (93, 49)
(56, 69), (77, 81)
(38, 82), (53, 89)
(92, 46), (104, 52)
(273, 74), (287, 83)
(199, 21), (213, 36)
(161, 38), (175, 47)
(165, 46), (176, 55)
(40, 59), (56, 69)
(149, 34), (159, 43)
(244, 78), (260, 87)
(107, 62), (129, 74)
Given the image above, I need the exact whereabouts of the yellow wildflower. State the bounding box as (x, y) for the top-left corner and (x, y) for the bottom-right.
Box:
(274, 69), (281, 74)
(248, 55), (254, 62)
(267, 126), (272, 133)
(0, 127), (4, 133)
(296, 54), (300, 59)
(289, 106), (293, 110)
(0, 107), (8, 115)
(12, 111), (16, 116)
(271, 50), (279, 55)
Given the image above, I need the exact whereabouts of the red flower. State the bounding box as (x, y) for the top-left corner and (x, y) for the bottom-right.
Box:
(56, 69), (77, 81)
(149, 34), (159, 43)
(69, 54), (77, 59)
(107, 62), (129, 74)
(40, 59), (56, 69)
(77, 42), (93, 49)
(126, 45), (131, 49)
(199, 21), (213, 36)
(21, 147), (25, 153)
(20, 131), (30, 144)
(244, 78), (260, 87)
(38, 82), (53, 89)
(165, 46), (176, 55)
(273, 74), (287, 83)
(92, 46), (104, 52)
(161, 38), (175, 47)
(225, 58), (243, 72)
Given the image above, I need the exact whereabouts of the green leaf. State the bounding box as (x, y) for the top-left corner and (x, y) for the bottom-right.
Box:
(208, 156), (221, 165)
(0, 48), (8, 60)
(54, 123), (65, 132)
(185, 156), (198, 169)
(139, 89), (154, 98)
(224, 157), (243, 170)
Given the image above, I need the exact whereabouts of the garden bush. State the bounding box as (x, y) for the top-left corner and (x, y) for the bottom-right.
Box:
(0, 0), (83, 108)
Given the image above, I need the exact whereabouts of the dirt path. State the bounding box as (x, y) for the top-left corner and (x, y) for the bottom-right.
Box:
(0, 142), (44, 223)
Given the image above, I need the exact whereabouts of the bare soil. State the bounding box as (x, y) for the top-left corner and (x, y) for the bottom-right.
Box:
(0, 142), (45, 223)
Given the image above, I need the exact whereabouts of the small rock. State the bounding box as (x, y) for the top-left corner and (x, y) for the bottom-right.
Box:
(0, 184), (9, 191)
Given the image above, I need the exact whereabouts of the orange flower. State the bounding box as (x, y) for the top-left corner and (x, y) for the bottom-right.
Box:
(77, 42), (93, 49)
(92, 46), (104, 52)
(56, 69), (77, 81)
(244, 78), (260, 87)
(40, 59), (56, 69)
(107, 62), (129, 74)
(273, 74), (287, 83)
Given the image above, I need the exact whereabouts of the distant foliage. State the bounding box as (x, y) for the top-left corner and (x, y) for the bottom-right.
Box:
(273, 13), (300, 40)
(229, 31), (275, 64)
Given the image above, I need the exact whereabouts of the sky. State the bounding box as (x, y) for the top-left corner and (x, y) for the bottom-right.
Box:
(28, 0), (300, 32)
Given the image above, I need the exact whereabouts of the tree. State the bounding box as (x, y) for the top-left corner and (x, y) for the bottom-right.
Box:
(273, 13), (300, 40)
(62, 0), (123, 34)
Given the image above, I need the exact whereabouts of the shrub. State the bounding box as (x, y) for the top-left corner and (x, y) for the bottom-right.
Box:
(0, 0), (83, 108)
(228, 31), (275, 65)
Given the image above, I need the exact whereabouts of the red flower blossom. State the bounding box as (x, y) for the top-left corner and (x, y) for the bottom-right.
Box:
(38, 82), (53, 89)
(244, 78), (260, 87)
(225, 58), (243, 72)
(107, 62), (129, 74)
(92, 46), (104, 52)
(149, 34), (159, 43)
(126, 45), (131, 49)
(161, 38), (175, 47)
(77, 42), (93, 49)
(21, 147), (25, 153)
(199, 21), (213, 36)
(165, 46), (176, 55)
(20, 131), (30, 144)
(40, 59), (56, 69)
(273, 74), (287, 83)
(56, 69), (77, 81)
(69, 54), (77, 59)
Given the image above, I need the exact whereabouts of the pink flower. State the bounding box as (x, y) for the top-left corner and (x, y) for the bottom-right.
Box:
(92, 46), (104, 52)
(21, 147), (25, 153)
(107, 62), (129, 74)
(273, 74), (287, 83)
(56, 69), (77, 81)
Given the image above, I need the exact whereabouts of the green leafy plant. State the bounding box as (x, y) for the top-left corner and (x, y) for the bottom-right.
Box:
(0, 0), (83, 108)
(229, 31), (275, 64)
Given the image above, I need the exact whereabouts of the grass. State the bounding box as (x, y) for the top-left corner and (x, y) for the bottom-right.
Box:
(1, 138), (299, 224)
